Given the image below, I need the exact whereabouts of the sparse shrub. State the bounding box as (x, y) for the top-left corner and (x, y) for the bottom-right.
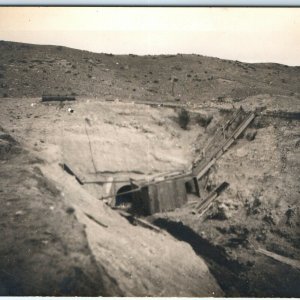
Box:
(245, 129), (257, 141)
(153, 80), (159, 84)
(66, 206), (75, 214)
(233, 98), (242, 102)
(65, 70), (71, 74)
(193, 78), (202, 82)
(0, 73), (4, 78)
(251, 117), (265, 129)
(178, 108), (190, 130)
(196, 113), (213, 128)
(208, 203), (232, 220)
(56, 46), (63, 51)
(3, 93), (8, 97)
(245, 194), (262, 216)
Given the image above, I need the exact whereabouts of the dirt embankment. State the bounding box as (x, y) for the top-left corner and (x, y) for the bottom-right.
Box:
(0, 121), (222, 296)
(149, 103), (300, 297)
(0, 94), (299, 296)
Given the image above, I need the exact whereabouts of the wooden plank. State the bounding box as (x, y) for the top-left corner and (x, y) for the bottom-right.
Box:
(198, 194), (218, 217)
(201, 107), (244, 155)
(196, 182), (229, 216)
(257, 248), (300, 270)
(193, 112), (256, 180)
(159, 181), (172, 212)
(195, 158), (217, 179)
(118, 210), (162, 233)
(59, 163), (84, 185)
(193, 177), (201, 197)
(148, 185), (159, 215)
(175, 179), (187, 208)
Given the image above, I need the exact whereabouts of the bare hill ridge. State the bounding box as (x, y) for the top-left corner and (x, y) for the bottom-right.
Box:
(1, 40), (300, 102)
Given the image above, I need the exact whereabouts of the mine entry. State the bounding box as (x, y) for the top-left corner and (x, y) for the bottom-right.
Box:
(61, 106), (255, 219)
(113, 176), (200, 216)
(115, 185), (135, 209)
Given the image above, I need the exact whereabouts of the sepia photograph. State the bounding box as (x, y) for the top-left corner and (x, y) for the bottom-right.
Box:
(0, 6), (299, 297)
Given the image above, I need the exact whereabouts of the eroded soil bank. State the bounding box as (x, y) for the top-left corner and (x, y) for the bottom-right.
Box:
(0, 101), (223, 296)
(148, 105), (300, 297)
(1, 93), (299, 296)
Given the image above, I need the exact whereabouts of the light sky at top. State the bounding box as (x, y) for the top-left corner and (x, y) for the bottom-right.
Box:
(0, 7), (299, 65)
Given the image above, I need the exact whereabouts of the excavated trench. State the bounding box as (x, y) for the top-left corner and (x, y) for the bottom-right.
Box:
(83, 106), (299, 297)
(151, 218), (300, 297)
(1, 96), (299, 296)
(152, 218), (248, 296)
(55, 104), (300, 298)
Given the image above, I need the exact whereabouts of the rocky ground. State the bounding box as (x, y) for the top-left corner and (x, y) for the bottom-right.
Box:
(0, 40), (299, 296)
(149, 103), (300, 297)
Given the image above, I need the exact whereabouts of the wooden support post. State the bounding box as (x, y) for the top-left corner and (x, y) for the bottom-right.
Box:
(193, 177), (201, 197)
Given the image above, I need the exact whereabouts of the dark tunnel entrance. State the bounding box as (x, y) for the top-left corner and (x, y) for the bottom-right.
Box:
(115, 185), (133, 207)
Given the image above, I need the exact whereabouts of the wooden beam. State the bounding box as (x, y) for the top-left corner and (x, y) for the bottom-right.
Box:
(193, 177), (201, 197)
(257, 248), (300, 270)
(196, 182), (229, 216)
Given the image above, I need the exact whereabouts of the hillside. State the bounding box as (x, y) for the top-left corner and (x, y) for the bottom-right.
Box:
(0, 40), (299, 297)
(1, 40), (300, 102)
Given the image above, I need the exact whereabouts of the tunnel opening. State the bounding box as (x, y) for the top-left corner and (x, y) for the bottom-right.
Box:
(115, 185), (134, 208)
(185, 181), (194, 193)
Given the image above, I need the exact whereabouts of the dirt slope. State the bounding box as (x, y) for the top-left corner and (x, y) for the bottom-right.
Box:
(149, 102), (300, 296)
(0, 97), (224, 296)
(1, 40), (300, 103)
(0, 40), (299, 296)
(0, 125), (222, 296)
